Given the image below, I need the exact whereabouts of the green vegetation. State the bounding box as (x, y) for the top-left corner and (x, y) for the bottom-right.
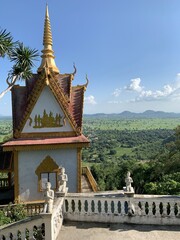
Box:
(0, 28), (38, 99)
(82, 117), (180, 195)
(0, 116), (179, 195)
(0, 203), (27, 226)
(83, 117), (180, 130)
(0, 117), (12, 143)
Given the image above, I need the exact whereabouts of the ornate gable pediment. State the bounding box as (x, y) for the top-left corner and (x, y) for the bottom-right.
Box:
(22, 85), (74, 134)
(13, 72), (82, 138)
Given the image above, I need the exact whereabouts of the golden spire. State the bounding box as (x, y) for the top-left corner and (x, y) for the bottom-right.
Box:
(38, 5), (60, 74)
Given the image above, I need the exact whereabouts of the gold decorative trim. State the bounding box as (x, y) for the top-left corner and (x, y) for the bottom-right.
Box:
(14, 151), (19, 203)
(20, 131), (77, 138)
(49, 71), (82, 135)
(37, 5), (60, 74)
(77, 148), (82, 193)
(32, 110), (64, 128)
(3, 142), (90, 152)
(14, 74), (46, 138)
(14, 71), (82, 138)
(35, 155), (59, 192)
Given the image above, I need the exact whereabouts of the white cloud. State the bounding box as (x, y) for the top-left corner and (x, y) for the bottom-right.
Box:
(84, 95), (97, 105)
(139, 84), (174, 99)
(110, 75), (180, 106)
(125, 78), (143, 92)
(112, 88), (121, 97)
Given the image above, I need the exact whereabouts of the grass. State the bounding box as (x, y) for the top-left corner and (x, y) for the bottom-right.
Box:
(114, 147), (134, 157)
(83, 118), (180, 131)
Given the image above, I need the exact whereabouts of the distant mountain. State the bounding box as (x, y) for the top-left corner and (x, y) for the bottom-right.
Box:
(84, 110), (180, 119)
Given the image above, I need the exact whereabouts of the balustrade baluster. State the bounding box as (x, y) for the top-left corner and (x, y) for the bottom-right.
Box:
(148, 201), (153, 216)
(155, 201), (161, 217)
(29, 231), (36, 240)
(94, 199), (99, 214)
(121, 200), (126, 215)
(101, 199), (105, 214)
(20, 230), (26, 239)
(168, 202), (174, 217)
(113, 199), (119, 215)
(87, 199), (92, 214)
(134, 200), (140, 216)
(177, 203), (180, 216)
(81, 199), (86, 214)
(74, 199), (79, 213)
(139, 201), (146, 216)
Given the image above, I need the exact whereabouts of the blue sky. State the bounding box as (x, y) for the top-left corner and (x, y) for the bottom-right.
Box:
(0, 0), (180, 115)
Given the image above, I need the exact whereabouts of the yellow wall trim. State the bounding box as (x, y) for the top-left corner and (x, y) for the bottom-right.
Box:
(14, 151), (19, 203)
(77, 148), (82, 193)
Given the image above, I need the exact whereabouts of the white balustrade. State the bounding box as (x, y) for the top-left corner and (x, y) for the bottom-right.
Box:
(64, 193), (180, 225)
(1, 193), (179, 240)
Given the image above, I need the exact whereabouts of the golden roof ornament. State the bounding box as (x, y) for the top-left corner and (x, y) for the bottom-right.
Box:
(38, 5), (60, 74)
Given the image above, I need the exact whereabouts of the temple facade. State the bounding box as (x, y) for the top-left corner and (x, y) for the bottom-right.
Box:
(1, 6), (89, 203)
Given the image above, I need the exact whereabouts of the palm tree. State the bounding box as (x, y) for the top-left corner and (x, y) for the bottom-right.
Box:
(0, 29), (14, 57)
(0, 29), (39, 99)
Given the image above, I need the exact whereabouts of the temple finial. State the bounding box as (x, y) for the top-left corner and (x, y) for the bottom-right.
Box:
(38, 5), (60, 74)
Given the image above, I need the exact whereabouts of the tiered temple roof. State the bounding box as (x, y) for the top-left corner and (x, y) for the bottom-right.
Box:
(3, 5), (89, 150)
(10, 5), (88, 139)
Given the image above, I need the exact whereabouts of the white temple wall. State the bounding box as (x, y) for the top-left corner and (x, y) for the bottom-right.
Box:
(18, 148), (77, 202)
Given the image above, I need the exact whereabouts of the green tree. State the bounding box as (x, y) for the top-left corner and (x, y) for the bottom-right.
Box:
(0, 29), (38, 99)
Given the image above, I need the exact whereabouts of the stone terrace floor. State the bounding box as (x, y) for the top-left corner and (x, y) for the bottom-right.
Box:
(59, 221), (180, 240)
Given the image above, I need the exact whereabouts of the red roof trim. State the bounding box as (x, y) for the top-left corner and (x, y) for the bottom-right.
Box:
(2, 135), (89, 148)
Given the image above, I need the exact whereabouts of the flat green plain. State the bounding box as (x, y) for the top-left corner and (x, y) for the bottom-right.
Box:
(83, 117), (180, 131)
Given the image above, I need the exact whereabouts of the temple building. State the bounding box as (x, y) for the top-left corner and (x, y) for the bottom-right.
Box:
(0, 6), (90, 203)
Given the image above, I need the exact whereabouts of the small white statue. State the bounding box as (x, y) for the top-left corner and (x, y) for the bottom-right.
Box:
(125, 171), (134, 192)
(43, 182), (54, 213)
(58, 167), (68, 193)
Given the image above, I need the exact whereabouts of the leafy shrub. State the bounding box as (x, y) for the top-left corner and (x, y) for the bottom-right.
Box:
(0, 203), (27, 226)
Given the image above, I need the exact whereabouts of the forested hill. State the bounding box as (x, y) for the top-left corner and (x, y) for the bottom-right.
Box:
(84, 110), (180, 119)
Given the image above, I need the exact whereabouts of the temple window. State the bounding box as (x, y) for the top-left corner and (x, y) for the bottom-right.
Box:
(41, 172), (57, 190)
(35, 155), (59, 191)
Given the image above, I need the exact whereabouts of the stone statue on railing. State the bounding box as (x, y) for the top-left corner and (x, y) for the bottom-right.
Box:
(123, 171), (134, 197)
(56, 167), (68, 197)
(43, 182), (54, 213)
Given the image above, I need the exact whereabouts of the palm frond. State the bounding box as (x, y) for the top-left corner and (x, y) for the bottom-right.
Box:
(9, 42), (39, 80)
(0, 29), (15, 57)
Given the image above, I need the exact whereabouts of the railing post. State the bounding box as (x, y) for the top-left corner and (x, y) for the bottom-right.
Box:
(20, 230), (26, 239)
(101, 199), (105, 214)
(121, 200), (126, 215)
(29, 231), (36, 240)
(169, 202), (174, 217)
(156, 201), (161, 217)
(113, 199), (119, 215)
(148, 201), (153, 216)
(74, 199), (79, 213)
(94, 199), (99, 214)
(81, 199), (86, 214)
(41, 214), (54, 240)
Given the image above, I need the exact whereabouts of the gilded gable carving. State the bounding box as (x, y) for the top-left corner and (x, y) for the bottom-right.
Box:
(30, 110), (65, 128)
